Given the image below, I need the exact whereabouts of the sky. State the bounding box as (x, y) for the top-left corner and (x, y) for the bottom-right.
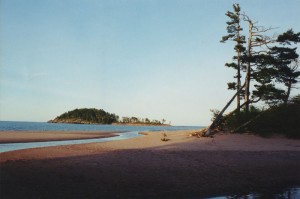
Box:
(0, 0), (299, 126)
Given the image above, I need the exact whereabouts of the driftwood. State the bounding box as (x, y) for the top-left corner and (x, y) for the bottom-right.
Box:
(204, 83), (246, 136)
(190, 128), (208, 137)
(161, 132), (170, 141)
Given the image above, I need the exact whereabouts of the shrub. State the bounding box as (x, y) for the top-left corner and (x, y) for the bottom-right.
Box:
(215, 102), (300, 138)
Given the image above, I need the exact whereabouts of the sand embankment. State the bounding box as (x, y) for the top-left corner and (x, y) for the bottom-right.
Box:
(1, 130), (300, 198)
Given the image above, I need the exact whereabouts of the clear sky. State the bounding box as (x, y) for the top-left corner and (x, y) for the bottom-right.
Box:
(0, 0), (299, 126)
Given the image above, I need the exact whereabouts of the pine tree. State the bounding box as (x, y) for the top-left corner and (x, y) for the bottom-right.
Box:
(221, 3), (246, 112)
(242, 15), (274, 112)
(272, 29), (300, 104)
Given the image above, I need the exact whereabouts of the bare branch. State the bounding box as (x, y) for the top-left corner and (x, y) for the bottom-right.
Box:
(253, 26), (277, 33)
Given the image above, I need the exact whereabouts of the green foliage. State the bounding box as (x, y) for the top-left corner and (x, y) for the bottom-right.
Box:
(246, 103), (300, 138)
(290, 94), (300, 104)
(227, 82), (237, 90)
(215, 106), (261, 130)
(53, 109), (167, 125)
(213, 4), (300, 138)
(55, 108), (118, 124)
(252, 84), (286, 106)
(250, 29), (300, 106)
(221, 3), (246, 86)
(215, 102), (300, 138)
(222, 5), (300, 109)
(277, 29), (300, 44)
(119, 116), (165, 125)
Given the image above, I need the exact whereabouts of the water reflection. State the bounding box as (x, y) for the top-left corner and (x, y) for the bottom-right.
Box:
(0, 131), (140, 153)
(208, 187), (300, 199)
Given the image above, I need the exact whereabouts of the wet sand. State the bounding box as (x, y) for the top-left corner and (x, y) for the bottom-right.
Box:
(1, 131), (300, 198)
(0, 131), (119, 143)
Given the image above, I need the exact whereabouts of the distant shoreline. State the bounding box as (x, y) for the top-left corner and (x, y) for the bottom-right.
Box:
(112, 122), (171, 126)
(48, 120), (171, 126)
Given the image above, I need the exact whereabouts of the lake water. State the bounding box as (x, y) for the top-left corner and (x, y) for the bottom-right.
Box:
(0, 121), (203, 152)
(208, 187), (300, 199)
(0, 121), (202, 132)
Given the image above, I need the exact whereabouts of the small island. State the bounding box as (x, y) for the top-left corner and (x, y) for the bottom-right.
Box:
(48, 108), (119, 124)
(48, 108), (170, 126)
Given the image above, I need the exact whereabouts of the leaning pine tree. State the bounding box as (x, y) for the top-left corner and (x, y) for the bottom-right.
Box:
(221, 3), (246, 113)
(205, 4), (246, 136)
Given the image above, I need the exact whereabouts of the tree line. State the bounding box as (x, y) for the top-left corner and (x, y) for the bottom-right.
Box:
(52, 108), (119, 124)
(49, 108), (168, 125)
(119, 117), (167, 125)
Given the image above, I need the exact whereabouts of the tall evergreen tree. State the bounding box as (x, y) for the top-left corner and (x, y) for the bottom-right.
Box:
(271, 29), (300, 104)
(242, 15), (274, 112)
(242, 29), (300, 106)
(221, 3), (246, 112)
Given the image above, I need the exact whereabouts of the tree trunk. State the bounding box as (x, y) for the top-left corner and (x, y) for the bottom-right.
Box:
(237, 48), (241, 112)
(204, 83), (246, 136)
(245, 21), (253, 114)
(236, 20), (242, 113)
(285, 78), (292, 104)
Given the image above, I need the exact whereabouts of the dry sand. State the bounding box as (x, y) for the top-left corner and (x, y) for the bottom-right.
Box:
(0, 130), (300, 198)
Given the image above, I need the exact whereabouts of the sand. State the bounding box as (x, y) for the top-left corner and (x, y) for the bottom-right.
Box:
(0, 130), (300, 198)
(0, 131), (119, 143)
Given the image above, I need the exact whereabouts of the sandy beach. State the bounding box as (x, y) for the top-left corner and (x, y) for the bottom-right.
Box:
(0, 131), (119, 143)
(1, 130), (300, 198)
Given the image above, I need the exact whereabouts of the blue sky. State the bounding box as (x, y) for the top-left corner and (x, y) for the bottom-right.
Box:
(0, 0), (299, 125)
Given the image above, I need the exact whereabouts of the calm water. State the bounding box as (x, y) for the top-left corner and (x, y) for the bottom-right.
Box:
(0, 121), (202, 152)
(0, 121), (202, 132)
(208, 187), (300, 199)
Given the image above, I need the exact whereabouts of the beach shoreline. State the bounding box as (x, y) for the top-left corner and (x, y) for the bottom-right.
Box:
(0, 131), (120, 144)
(1, 130), (299, 198)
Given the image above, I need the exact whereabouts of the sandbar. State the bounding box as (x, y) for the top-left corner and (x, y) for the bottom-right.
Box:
(0, 131), (119, 143)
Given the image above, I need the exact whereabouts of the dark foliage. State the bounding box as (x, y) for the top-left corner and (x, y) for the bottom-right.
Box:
(52, 109), (167, 126)
(246, 103), (300, 138)
(221, 3), (246, 111)
(214, 106), (261, 131)
(210, 5), (300, 138)
(215, 100), (300, 138)
(277, 29), (300, 44)
(56, 108), (119, 124)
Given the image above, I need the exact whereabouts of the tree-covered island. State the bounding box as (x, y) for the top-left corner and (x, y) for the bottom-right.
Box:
(48, 108), (170, 126)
